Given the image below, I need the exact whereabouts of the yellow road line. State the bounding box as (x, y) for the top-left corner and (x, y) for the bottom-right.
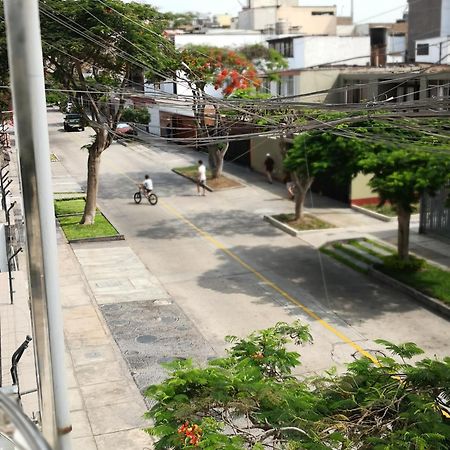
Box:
(108, 159), (379, 365)
(160, 201), (379, 365)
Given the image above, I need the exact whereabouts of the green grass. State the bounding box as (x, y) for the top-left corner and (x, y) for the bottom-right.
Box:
(378, 263), (450, 305)
(329, 238), (450, 305)
(273, 213), (334, 231)
(54, 198), (87, 216)
(360, 203), (419, 217)
(54, 198), (118, 240)
(58, 214), (118, 240)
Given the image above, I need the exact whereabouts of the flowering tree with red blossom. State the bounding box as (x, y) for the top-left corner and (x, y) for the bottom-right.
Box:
(180, 46), (261, 178)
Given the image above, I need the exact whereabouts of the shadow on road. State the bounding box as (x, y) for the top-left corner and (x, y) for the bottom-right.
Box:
(194, 242), (421, 326)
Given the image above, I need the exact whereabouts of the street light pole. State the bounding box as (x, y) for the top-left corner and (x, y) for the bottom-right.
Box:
(3, 1), (72, 449)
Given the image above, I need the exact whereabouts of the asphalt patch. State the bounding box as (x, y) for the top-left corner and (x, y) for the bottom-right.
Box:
(100, 299), (216, 400)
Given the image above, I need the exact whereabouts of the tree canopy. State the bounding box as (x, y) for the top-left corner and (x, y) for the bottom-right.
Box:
(145, 322), (450, 449)
(39, 0), (177, 223)
(284, 118), (450, 258)
(180, 45), (260, 96)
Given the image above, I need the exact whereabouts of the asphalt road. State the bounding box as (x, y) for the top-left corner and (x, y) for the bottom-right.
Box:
(49, 109), (450, 376)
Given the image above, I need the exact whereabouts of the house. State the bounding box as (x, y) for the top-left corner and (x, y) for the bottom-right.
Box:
(407, 0), (450, 62)
(237, 0), (337, 36)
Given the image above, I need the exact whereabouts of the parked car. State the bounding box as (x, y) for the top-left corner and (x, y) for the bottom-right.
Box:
(63, 114), (84, 132)
(115, 122), (137, 136)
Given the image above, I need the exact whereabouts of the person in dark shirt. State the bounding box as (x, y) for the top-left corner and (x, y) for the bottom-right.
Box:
(264, 154), (275, 184)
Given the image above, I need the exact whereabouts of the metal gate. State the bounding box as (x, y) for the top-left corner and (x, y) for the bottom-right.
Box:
(419, 187), (450, 240)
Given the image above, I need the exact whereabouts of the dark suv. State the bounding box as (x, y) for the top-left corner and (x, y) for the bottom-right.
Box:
(63, 113), (85, 132)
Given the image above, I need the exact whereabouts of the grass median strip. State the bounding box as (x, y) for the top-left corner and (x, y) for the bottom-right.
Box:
(273, 213), (334, 231)
(54, 198), (119, 241)
(325, 238), (450, 306)
(377, 263), (450, 305)
(174, 165), (243, 190)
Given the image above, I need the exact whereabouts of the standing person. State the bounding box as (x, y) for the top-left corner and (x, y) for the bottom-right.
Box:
(264, 153), (275, 184)
(197, 160), (207, 196)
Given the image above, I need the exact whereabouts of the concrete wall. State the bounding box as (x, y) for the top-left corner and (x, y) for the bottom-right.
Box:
(351, 173), (378, 205)
(238, 5), (336, 34)
(297, 69), (341, 101)
(250, 137), (284, 180)
(277, 6), (336, 35)
(407, 0), (442, 60)
(415, 37), (450, 63)
(301, 36), (370, 68)
(442, 0), (450, 36)
(174, 33), (266, 49)
(387, 35), (407, 63)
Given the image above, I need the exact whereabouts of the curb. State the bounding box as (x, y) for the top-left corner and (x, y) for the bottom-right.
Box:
(263, 215), (297, 236)
(368, 267), (450, 320)
(68, 234), (125, 244)
(351, 204), (420, 223)
(263, 215), (335, 237)
(351, 204), (395, 222)
(171, 169), (214, 192)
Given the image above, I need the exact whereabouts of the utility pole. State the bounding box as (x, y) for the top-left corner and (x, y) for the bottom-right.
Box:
(351, 0), (354, 23)
(3, 1), (72, 449)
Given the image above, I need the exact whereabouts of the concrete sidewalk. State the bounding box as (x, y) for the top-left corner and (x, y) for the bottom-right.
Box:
(52, 158), (157, 448)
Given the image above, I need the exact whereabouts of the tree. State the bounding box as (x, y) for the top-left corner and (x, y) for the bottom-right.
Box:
(40, 0), (177, 224)
(180, 45), (261, 178)
(358, 123), (450, 260)
(283, 124), (363, 220)
(238, 43), (288, 80)
(145, 322), (450, 449)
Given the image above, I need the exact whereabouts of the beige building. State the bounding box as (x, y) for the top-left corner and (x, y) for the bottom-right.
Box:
(238, 0), (337, 35)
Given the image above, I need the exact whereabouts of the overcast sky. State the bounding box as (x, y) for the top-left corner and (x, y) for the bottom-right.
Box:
(143, 1), (408, 23)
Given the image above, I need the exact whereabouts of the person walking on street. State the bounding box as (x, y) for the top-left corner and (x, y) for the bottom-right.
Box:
(197, 160), (207, 196)
(264, 153), (275, 184)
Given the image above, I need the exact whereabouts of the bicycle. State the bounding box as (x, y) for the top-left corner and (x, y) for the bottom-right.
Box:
(134, 184), (158, 205)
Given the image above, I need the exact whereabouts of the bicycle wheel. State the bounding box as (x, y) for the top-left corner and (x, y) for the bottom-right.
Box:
(133, 192), (142, 204)
(148, 193), (158, 205)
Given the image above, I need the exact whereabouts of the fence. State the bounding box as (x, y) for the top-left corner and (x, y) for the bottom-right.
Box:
(419, 187), (450, 240)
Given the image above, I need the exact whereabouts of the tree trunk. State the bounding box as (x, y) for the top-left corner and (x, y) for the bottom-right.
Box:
(294, 189), (306, 221)
(292, 173), (314, 221)
(209, 142), (229, 179)
(80, 130), (109, 225)
(397, 205), (411, 260)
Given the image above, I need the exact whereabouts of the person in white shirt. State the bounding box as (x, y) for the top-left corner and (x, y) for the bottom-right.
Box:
(197, 160), (207, 196)
(143, 174), (153, 193)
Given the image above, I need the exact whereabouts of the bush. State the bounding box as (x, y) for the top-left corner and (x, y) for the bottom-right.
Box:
(121, 107), (150, 124)
(380, 254), (425, 272)
(145, 323), (450, 450)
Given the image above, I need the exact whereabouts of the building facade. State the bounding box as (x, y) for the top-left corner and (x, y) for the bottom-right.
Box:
(238, 1), (337, 35)
(407, 0), (450, 62)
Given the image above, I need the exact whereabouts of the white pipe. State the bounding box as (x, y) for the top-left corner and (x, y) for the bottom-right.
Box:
(4, 1), (72, 449)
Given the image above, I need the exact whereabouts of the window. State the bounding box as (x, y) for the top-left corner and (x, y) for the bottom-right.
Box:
(311, 11), (334, 16)
(285, 76), (295, 97)
(417, 44), (429, 55)
(269, 38), (294, 58)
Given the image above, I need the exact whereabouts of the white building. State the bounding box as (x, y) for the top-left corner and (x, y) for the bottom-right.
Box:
(174, 30), (267, 50)
(415, 37), (450, 64)
(267, 35), (371, 70)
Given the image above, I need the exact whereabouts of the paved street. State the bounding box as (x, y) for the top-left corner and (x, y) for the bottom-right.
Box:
(49, 107), (450, 383)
